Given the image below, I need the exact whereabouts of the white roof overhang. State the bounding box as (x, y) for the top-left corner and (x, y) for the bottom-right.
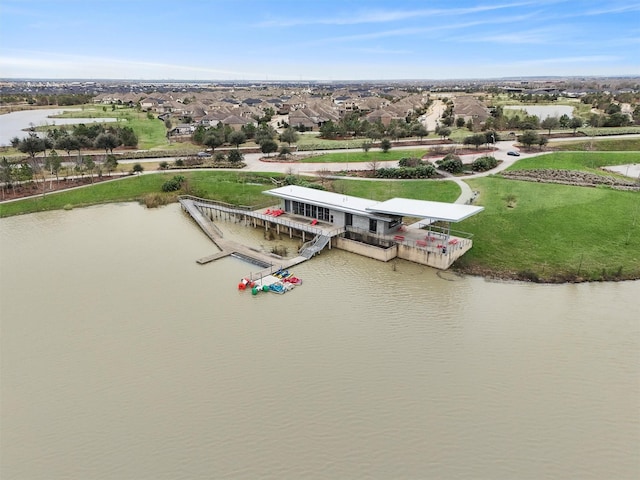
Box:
(367, 198), (484, 222)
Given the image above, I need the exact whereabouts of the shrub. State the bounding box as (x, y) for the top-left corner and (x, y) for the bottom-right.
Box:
(375, 164), (437, 179)
(398, 157), (422, 167)
(227, 150), (244, 164)
(471, 155), (498, 172)
(158, 161), (169, 170)
(174, 158), (184, 167)
(161, 175), (186, 192)
(437, 154), (463, 174)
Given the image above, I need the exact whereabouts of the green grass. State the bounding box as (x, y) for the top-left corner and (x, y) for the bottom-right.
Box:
(551, 137), (640, 152)
(0, 171), (279, 217)
(4, 164), (638, 282)
(504, 151), (639, 173)
(578, 126), (640, 136)
(51, 105), (169, 150)
(296, 133), (355, 150)
(456, 176), (640, 281)
(300, 149), (428, 163)
(0, 171), (460, 218)
(333, 178), (460, 202)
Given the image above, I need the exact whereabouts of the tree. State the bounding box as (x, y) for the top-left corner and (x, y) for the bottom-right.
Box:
(362, 141), (372, 153)
(203, 131), (224, 152)
(55, 134), (79, 157)
(192, 125), (207, 144)
(132, 163), (144, 175)
(104, 155), (119, 176)
(227, 150), (244, 164)
(455, 117), (466, 128)
(0, 157), (13, 199)
(319, 120), (338, 139)
(228, 130), (246, 149)
(411, 123), (428, 140)
(380, 138), (392, 153)
(437, 127), (451, 139)
(118, 126), (138, 147)
(368, 159), (380, 177)
(538, 136), (548, 150)
(279, 127), (299, 146)
(45, 149), (62, 185)
(94, 132), (121, 155)
(83, 156), (96, 184)
(569, 117), (583, 135)
(17, 133), (45, 159)
(520, 130), (539, 148)
(241, 123), (256, 139)
(484, 131), (499, 145)
(541, 116), (560, 135)
(17, 134), (47, 196)
(463, 134), (485, 150)
(255, 124), (277, 145)
(260, 139), (278, 157)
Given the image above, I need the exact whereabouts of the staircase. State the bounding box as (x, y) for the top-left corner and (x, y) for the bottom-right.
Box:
(299, 234), (331, 259)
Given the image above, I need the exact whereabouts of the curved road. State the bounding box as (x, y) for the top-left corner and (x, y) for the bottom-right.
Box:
(6, 135), (639, 205)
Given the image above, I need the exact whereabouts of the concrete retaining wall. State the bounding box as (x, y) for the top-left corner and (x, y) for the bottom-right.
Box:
(334, 237), (397, 262)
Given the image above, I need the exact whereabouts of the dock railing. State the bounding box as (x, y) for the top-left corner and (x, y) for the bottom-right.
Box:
(345, 225), (474, 254)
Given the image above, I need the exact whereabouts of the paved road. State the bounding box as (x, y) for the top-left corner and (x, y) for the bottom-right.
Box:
(6, 134), (639, 206)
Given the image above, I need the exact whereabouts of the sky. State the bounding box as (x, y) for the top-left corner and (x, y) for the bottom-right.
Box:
(0, 0), (639, 81)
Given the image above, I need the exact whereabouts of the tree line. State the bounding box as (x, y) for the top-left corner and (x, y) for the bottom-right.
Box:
(2, 123), (139, 197)
(191, 122), (300, 157)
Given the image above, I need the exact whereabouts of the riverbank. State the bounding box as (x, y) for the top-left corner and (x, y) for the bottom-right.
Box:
(1, 168), (638, 284)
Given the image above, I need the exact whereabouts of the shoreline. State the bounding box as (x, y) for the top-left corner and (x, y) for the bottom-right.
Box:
(452, 263), (639, 284)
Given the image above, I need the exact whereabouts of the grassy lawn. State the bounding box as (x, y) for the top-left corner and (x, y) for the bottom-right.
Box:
(51, 105), (169, 150)
(0, 172), (460, 218)
(504, 151), (639, 173)
(0, 171), (280, 218)
(300, 149), (428, 163)
(333, 178), (460, 203)
(550, 137), (640, 151)
(456, 176), (640, 281)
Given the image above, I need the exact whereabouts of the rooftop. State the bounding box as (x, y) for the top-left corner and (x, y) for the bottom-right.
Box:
(264, 186), (484, 223)
(369, 198), (484, 223)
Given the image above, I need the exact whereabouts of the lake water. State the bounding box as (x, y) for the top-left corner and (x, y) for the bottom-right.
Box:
(504, 105), (575, 119)
(0, 108), (117, 146)
(1, 203), (638, 480)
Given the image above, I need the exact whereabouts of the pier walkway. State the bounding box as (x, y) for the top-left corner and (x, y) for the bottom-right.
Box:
(178, 196), (340, 279)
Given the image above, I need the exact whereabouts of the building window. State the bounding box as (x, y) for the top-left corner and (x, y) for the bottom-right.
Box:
(369, 218), (377, 233)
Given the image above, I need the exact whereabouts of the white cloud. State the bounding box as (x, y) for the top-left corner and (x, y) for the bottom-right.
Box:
(0, 51), (262, 79)
(257, 1), (543, 27)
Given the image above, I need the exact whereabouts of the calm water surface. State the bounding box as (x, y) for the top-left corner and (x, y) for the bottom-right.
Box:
(504, 105), (575, 119)
(0, 108), (117, 145)
(1, 203), (638, 479)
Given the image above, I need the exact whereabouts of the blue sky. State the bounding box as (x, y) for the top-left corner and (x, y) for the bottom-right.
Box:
(0, 0), (638, 80)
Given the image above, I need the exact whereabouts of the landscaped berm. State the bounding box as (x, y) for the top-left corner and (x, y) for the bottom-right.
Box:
(179, 185), (484, 272)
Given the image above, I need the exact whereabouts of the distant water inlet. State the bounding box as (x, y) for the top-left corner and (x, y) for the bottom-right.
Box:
(504, 104), (575, 119)
(0, 108), (117, 145)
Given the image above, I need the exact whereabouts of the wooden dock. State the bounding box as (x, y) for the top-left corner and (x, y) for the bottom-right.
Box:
(179, 196), (326, 279)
